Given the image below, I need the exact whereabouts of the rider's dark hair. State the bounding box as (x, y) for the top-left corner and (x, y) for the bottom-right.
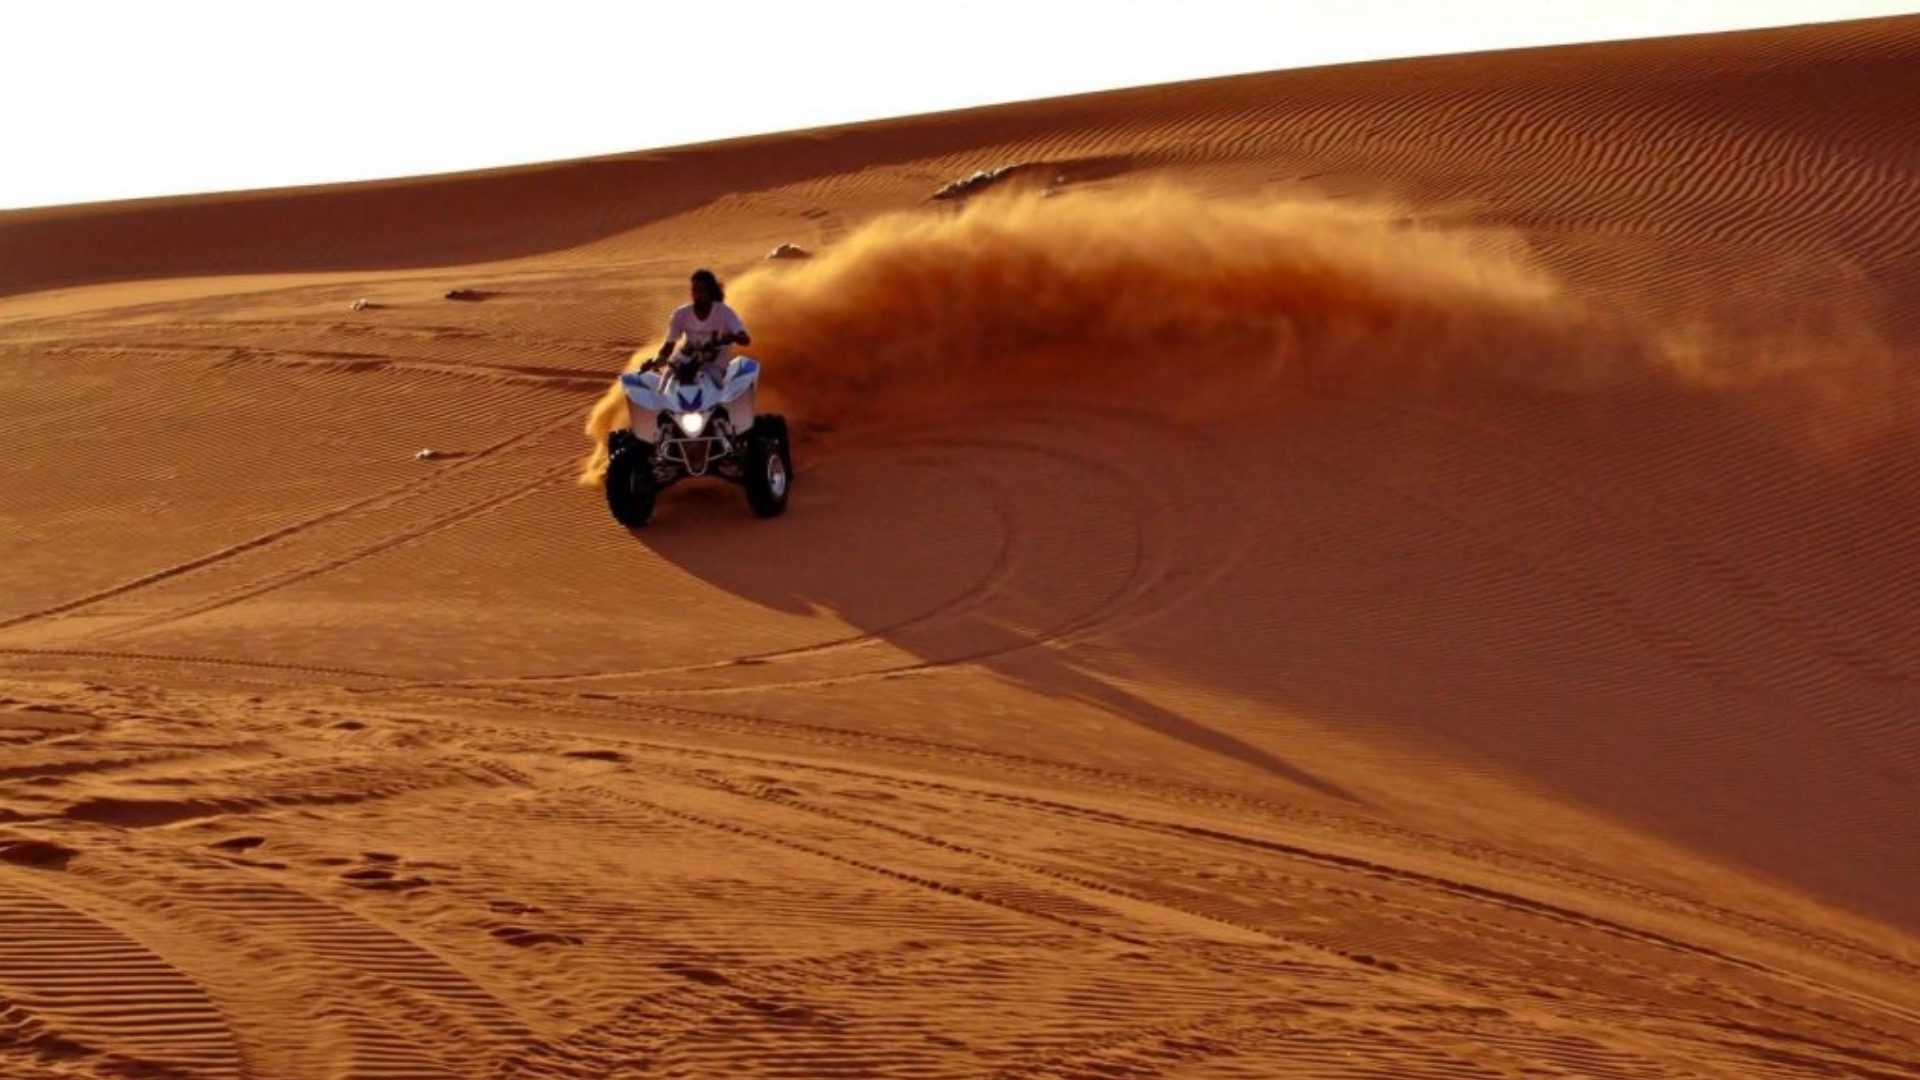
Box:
(691, 268), (725, 302)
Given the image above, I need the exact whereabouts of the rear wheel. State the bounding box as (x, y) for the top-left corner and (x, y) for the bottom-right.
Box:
(604, 434), (656, 527)
(743, 414), (791, 518)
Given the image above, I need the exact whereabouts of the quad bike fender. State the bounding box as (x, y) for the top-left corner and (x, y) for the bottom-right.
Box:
(719, 357), (760, 401)
(720, 357), (759, 431)
(619, 370), (673, 443)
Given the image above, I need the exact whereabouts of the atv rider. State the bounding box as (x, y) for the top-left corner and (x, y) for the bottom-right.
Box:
(653, 268), (750, 386)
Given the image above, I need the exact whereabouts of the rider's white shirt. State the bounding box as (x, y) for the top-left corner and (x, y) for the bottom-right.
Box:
(666, 302), (747, 363)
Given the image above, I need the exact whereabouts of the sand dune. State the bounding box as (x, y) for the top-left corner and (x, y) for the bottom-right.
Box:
(4, 15), (1920, 1079)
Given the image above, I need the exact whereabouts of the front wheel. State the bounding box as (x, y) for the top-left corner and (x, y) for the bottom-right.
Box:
(743, 414), (791, 519)
(604, 435), (657, 527)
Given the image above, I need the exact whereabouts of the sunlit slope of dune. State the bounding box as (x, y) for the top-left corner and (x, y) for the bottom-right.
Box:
(2, 15), (1918, 1080)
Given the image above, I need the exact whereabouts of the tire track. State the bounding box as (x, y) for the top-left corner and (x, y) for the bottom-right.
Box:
(663, 738), (1920, 1053)
(0, 646), (402, 682)
(0, 877), (244, 1079)
(95, 459), (576, 641)
(432, 708), (1920, 1075)
(402, 691), (1920, 1026)
(573, 781), (1160, 947)
(441, 412), (1226, 697)
(0, 405), (577, 637)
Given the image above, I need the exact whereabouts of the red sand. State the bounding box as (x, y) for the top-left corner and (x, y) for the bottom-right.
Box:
(2, 16), (1918, 1079)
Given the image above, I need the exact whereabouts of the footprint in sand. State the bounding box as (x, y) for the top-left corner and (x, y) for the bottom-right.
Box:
(0, 836), (79, 870)
(489, 925), (583, 947)
(562, 748), (631, 764)
(338, 851), (430, 891)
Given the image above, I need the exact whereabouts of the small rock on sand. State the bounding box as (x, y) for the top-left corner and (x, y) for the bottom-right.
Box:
(767, 243), (813, 260)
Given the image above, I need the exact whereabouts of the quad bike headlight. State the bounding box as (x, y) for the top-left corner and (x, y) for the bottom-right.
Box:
(675, 411), (707, 437)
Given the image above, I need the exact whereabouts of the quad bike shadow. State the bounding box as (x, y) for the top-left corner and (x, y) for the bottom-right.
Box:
(614, 417), (1360, 805)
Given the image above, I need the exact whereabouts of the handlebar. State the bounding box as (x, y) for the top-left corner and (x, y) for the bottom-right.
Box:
(644, 334), (731, 375)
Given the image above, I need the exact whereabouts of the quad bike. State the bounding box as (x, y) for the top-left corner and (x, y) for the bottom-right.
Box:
(604, 336), (791, 526)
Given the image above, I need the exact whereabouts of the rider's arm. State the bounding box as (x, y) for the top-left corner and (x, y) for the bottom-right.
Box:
(654, 310), (685, 362)
(718, 307), (750, 347)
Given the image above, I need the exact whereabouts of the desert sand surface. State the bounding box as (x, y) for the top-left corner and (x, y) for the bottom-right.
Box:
(4, 15), (1920, 1079)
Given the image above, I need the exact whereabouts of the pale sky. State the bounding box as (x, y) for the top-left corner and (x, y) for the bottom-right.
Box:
(5, 1), (1913, 211)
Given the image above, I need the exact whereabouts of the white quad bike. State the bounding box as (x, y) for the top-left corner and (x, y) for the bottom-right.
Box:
(603, 336), (792, 526)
